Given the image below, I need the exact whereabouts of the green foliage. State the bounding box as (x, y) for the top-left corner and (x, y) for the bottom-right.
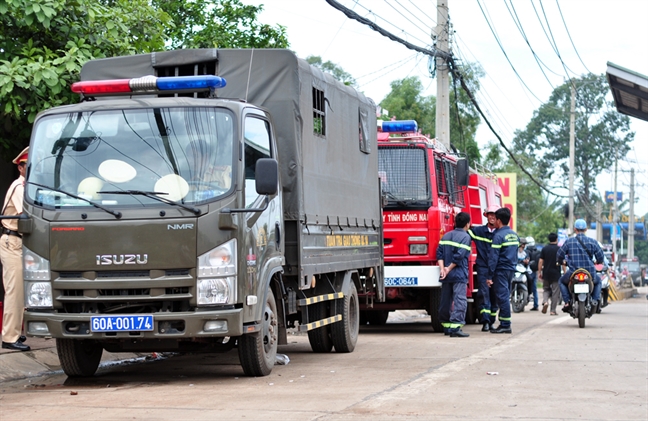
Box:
(379, 63), (484, 165)
(450, 64), (483, 165)
(634, 238), (648, 265)
(306, 56), (356, 87)
(0, 0), (170, 160)
(512, 74), (634, 210)
(380, 76), (435, 136)
(154, 0), (289, 49)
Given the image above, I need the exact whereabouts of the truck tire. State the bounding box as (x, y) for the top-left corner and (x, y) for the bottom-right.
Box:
(307, 301), (333, 353)
(366, 310), (389, 325)
(238, 289), (278, 376)
(332, 283), (359, 353)
(56, 339), (103, 377)
(429, 288), (443, 332)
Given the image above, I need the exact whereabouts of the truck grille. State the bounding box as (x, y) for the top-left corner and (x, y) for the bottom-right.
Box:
(53, 269), (194, 314)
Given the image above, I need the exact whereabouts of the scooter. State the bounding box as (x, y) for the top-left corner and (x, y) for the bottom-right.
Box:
(567, 268), (596, 328)
(511, 264), (529, 313)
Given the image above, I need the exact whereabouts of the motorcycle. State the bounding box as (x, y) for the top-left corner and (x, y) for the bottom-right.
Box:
(567, 268), (596, 328)
(511, 264), (529, 313)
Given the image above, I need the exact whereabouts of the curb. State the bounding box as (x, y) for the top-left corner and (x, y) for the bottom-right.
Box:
(0, 339), (149, 383)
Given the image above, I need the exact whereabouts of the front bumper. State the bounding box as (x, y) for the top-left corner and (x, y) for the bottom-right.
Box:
(24, 308), (245, 339)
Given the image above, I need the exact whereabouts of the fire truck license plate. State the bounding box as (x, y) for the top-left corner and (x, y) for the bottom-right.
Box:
(385, 277), (418, 286)
(91, 315), (154, 332)
(573, 284), (589, 294)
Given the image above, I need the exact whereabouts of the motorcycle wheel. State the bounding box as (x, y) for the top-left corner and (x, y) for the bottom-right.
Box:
(578, 302), (586, 328)
(511, 288), (528, 313)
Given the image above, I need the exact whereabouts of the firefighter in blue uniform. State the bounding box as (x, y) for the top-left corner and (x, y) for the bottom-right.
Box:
(486, 207), (519, 334)
(437, 212), (472, 338)
(468, 204), (499, 332)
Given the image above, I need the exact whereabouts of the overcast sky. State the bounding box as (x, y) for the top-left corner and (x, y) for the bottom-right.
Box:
(242, 0), (648, 216)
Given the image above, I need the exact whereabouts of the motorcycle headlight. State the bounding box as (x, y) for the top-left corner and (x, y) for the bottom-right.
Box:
(197, 239), (237, 306)
(25, 281), (53, 308)
(23, 247), (51, 280)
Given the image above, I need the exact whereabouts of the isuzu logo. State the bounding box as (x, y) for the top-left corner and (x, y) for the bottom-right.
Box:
(96, 254), (149, 265)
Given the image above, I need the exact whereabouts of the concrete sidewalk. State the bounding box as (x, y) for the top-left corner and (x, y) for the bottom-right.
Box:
(1, 286), (643, 384)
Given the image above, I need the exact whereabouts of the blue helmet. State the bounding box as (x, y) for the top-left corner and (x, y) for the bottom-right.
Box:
(574, 219), (587, 230)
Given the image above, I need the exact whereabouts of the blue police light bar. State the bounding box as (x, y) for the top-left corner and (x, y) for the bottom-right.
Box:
(381, 120), (418, 133)
(156, 76), (227, 91)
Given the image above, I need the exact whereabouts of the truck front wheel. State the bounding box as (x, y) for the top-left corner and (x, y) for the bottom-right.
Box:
(56, 339), (103, 377)
(239, 289), (278, 376)
(331, 283), (359, 352)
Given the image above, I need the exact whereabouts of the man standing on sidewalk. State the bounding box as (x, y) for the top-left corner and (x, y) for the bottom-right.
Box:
(486, 207), (519, 334)
(1, 147), (30, 351)
(538, 232), (561, 315)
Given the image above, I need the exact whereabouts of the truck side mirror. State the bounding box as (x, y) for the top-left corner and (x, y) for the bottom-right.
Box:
(255, 158), (278, 195)
(456, 158), (469, 187)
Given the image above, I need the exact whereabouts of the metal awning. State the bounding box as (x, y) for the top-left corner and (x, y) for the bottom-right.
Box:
(606, 62), (648, 122)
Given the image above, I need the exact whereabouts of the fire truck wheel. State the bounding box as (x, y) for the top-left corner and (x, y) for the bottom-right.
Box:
(238, 289), (278, 376)
(308, 301), (333, 353)
(429, 289), (444, 332)
(56, 339), (103, 377)
(332, 283), (359, 353)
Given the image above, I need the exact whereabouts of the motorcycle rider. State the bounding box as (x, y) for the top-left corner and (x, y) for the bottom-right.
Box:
(468, 204), (499, 331)
(557, 219), (605, 313)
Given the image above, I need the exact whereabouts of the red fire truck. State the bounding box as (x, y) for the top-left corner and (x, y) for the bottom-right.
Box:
(361, 120), (503, 331)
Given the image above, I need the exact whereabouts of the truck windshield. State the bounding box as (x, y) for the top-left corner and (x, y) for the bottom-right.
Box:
(26, 107), (235, 208)
(378, 146), (431, 208)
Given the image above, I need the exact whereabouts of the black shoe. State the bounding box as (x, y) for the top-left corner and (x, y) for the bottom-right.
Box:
(444, 329), (450, 336)
(481, 323), (490, 332)
(18, 335), (27, 343)
(530, 307), (539, 311)
(2, 341), (31, 351)
(490, 325), (512, 334)
(450, 329), (470, 338)
(562, 303), (572, 313)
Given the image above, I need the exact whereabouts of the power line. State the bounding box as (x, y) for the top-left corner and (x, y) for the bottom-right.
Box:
(405, 0), (436, 26)
(531, 0), (577, 79)
(476, 0), (546, 103)
(387, 0), (435, 37)
(326, 0), (568, 199)
(555, 0), (594, 75)
(506, 0), (562, 84)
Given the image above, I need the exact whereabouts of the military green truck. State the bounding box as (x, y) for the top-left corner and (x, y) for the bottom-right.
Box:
(20, 49), (384, 377)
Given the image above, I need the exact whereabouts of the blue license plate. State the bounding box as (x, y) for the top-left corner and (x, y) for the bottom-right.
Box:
(90, 315), (153, 332)
(385, 277), (419, 286)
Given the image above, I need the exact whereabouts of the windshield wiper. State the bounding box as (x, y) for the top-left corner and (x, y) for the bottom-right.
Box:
(28, 182), (122, 219)
(384, 191), (408, 207)
(98, 190), (201, 215)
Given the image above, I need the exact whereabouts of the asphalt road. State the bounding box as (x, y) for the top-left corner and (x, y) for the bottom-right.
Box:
(1, 295), (646, 421)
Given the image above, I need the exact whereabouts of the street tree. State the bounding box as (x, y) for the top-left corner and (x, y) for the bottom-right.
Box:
(379, 63), (483, 164)
(512, 73), (634, 214)
(0, 0), (170, 160)
(154, 0), (289, 50)
(306, 56), (356, 87)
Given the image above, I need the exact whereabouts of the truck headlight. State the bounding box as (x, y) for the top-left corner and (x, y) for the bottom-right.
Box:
(23, 247), (51, 280)
(197, 239), (237, 306)
(25, 281), (53, 308)
(410, 244), (428, 255)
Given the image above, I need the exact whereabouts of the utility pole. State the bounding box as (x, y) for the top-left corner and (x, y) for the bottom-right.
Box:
(435, 0), (450, 149)
(596, 201), (603, 243)
(612, 151), (619, 269)
(568, 81), (575, 234)
(628, 168), (635, 259)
